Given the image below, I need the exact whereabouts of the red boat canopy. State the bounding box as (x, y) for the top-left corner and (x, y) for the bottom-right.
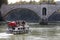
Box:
(8, 21), (17, 27)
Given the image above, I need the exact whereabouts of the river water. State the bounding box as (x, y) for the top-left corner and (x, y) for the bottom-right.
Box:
(0, 23), (60, 40)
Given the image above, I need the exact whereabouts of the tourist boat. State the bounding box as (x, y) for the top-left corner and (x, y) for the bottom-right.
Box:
(6, 21), (29, 34)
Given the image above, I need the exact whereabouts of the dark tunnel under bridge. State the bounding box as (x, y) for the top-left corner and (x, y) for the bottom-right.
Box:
(4, 8), (40, 22)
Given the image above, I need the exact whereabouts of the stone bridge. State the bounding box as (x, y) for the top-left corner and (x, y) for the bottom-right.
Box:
(0, 4), (60, 22)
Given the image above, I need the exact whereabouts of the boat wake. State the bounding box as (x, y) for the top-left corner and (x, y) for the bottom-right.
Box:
(0, 32), (13, 38)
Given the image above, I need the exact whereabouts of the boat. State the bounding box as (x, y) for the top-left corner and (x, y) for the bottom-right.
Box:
(6, 21), (29, 34)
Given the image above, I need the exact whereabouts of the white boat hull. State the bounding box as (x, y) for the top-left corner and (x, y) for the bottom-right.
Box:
(7, 25), (29, 34)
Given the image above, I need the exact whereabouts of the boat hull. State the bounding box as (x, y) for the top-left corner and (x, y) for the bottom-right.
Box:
(7, 25), (29, 34)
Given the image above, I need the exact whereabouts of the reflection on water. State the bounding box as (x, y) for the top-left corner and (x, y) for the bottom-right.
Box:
(0, 23), (60, 40)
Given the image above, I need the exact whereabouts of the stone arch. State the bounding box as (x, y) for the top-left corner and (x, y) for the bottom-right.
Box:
(4, 8), (40, 22)
(48, 9), (60, 22)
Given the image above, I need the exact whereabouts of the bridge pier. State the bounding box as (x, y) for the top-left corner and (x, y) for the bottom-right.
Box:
(40, 18), (48, 25)
(40, 7), (48, 25)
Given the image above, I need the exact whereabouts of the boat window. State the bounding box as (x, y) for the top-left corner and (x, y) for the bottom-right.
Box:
(18, 28), (20, 30)
(12, 28), (15, 30)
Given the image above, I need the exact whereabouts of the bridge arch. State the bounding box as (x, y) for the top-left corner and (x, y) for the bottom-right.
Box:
(4, 8), (40, 22)
(48, 9), (60, 22)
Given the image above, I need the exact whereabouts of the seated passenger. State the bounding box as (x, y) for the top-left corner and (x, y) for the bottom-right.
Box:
(21, 21), (25, 29)
(16, 20), (20, 26)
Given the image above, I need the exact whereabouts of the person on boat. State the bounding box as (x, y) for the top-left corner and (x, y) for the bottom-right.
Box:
(16, 20), (20, 26)
(22, 21), (26, 29)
